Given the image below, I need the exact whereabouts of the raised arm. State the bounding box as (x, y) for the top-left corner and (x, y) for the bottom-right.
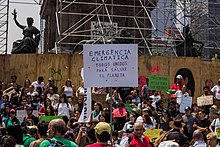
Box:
(12, 9), (25, 29)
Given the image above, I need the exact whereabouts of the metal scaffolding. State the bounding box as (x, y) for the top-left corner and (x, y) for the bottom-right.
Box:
(52, 0), (220, 57)
(0, 0), (9, 54)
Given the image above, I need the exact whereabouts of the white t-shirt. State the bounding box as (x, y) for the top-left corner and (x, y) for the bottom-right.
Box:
(211, 85), (220, 100)
(31, 81), (44, 91)
(54, 103), (73, 118)
(211, 118), (220, 139)
(63, 86), (73, 97)
(149, 95), (161, 108)
(77, 87), (84, 95)
(175, 90), (189, 105)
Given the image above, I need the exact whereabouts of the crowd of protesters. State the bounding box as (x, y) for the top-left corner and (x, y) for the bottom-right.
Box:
(0, 74), (220, 147)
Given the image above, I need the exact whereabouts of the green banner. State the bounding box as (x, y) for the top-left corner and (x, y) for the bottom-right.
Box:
(149, 76), (169, 91)
(39, 116), (63, 122)
(125, 103), (137, 114)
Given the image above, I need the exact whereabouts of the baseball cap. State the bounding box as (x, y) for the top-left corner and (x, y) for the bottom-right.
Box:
(94, 122), (111, 135)
(185, 106), (191, 111)
(48, 77), (54, 81)
(176, 75), (183, 79)
(10, 109), (16, 114)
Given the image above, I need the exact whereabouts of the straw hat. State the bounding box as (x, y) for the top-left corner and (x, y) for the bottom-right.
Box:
(169, 117), (185, 129)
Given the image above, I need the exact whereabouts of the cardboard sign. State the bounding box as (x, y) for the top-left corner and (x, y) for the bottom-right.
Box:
(179, 96), (192, 113)
(197, 95), (213, 106)
(149, 76), (169, 91)
(83, 44), (138, 87)
(144, 129), (163, 142)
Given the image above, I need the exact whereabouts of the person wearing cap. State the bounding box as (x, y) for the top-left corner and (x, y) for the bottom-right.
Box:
(31, 76), (44, 91)
(182, 106), (197, 140)
(170, 75), (184, 91)
(2, 109), (20, 128)
(85, 122), (111, 147)
(166, 116), (188, 146)
(23, 106), (39, 126)
(40, 119), (78, 147)
(45, 77), (58, 94)
(120, 122), (152, 147)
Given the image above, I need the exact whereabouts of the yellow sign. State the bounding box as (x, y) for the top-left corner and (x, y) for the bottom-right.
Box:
(144, 129), (163, 142)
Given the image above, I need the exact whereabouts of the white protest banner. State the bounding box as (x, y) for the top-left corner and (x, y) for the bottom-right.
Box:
(179, 96), (192, 113)
(16, 110), (39, 123)
(78, 87), (92, 122)
(83, 44), (138, 87)
(16, 110), (26, 123)
(197, 95), (213, 106)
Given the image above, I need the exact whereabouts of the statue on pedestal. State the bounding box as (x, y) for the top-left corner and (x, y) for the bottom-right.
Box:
(11, 9), (40, 54)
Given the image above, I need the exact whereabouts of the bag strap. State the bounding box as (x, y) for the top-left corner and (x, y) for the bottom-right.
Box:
(22, 135), (31, 145)
(46, 138), (65, 146)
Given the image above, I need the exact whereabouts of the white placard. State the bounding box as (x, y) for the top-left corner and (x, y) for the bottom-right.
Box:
(179, 96), (192, 113)
(197, 95), (213, 106)
(16, 110), (39, 123)
(83, 44), (138, 87)
(78, 87), (92, 122)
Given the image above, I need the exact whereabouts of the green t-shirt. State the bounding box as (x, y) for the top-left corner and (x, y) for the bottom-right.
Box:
(39, 137), (78, 147)
(23, 134), (36, 147)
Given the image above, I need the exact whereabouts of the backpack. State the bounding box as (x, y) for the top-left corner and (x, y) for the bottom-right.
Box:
(46, 138), (65, 147)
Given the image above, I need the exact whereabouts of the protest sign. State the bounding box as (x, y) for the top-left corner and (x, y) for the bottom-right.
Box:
(179, 96), (192, 113)
(83, 44), (138, 87)
(16, 110), (39, 123)
(40, 116), (63, 122)
(149, 76), (169, 91)
(78, 87), (92, 122)
(125, 103), (138, 114)
(197, 95), (213, 106)
(144, 129), (163, 142)
(16, 110), (26, 123)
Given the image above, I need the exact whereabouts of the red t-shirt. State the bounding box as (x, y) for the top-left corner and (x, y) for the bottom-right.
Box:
(85, 143), (113, 147)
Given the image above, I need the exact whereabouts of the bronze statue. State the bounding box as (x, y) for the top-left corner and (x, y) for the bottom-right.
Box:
(176, 25), (204, 57)
(11, 9), (40, 54)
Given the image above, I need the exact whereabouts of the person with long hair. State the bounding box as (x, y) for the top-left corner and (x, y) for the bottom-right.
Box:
(91, 102), (103, 122)
(45, 105), (55, 116)
(61, 79), (75, 99)
(39, 98), (52, 115)
(54, 94), (73, 124)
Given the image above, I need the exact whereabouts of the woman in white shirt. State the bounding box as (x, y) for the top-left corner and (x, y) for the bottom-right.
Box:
(61, 79), (75, 98)
(54, 94), (74, 124)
